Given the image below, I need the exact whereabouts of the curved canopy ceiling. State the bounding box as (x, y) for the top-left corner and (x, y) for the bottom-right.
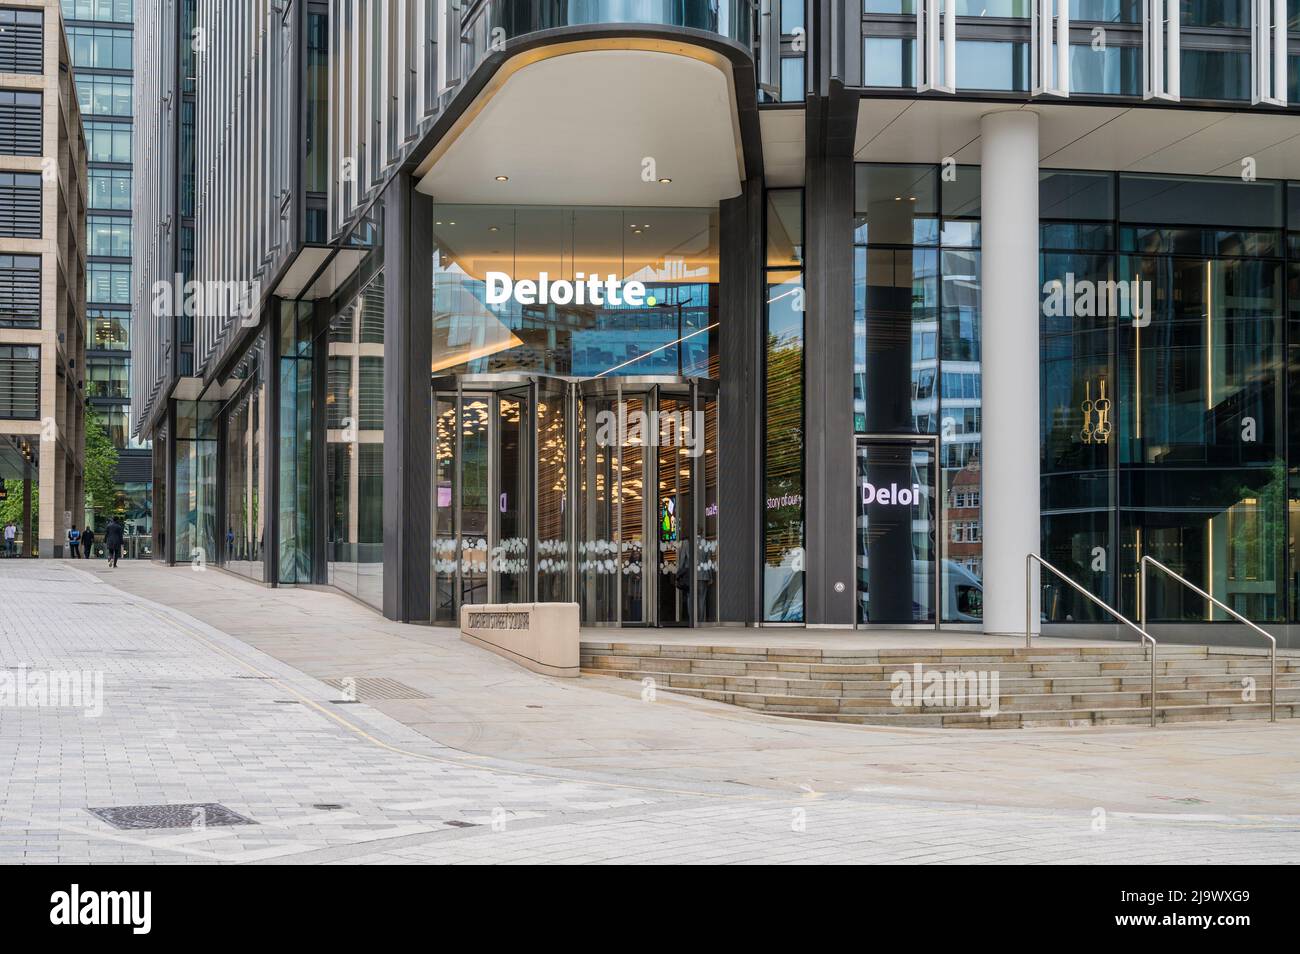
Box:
(416, 47), (744, 207)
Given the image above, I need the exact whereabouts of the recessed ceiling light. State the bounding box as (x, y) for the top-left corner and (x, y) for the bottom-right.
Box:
(495, 175), (509, 182)
(489, 226), (498, 232)
(658, 178), (672, 184)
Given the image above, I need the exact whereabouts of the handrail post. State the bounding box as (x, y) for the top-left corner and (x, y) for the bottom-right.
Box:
(1140, 558), (1154, 728)
(1025, 553), (1033, 649)
(1026, 552), (1158, 727)
(1144, 556), (1274, 727)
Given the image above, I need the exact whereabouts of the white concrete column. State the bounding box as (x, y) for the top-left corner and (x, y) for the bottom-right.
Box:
(979, 110), (1040, 636)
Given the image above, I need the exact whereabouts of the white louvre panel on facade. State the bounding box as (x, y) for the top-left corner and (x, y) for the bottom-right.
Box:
(130, 0), (180, 437)
(1143, 0), (1180, 101)
(916, 0), (956, 93)
(192, 0), (294, 376)
(1251, 0), (1287, 105)
(1031, 0), (1070, 97)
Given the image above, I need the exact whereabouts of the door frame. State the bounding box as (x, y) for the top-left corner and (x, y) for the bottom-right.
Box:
(852, 433), (942, 631)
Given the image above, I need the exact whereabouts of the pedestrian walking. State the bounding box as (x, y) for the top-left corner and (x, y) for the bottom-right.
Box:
(103, 517), (124, 569)
(67, 525), (81, 558)
(3, 521), (15, 557)
(81, 525), (95, 559)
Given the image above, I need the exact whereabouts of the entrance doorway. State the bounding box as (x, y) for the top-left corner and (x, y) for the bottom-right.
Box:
(855, 436), (939, 626)
(432, 375), (719, 627)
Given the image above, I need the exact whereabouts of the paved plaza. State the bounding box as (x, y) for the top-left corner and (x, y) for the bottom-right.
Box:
(1, 560), (1298, 864)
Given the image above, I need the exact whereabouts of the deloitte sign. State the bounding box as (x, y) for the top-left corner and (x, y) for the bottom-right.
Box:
(861, 480), (922, 507)
(485, 271), (655, 308)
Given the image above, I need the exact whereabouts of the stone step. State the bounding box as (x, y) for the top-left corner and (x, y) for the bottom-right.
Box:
(582, 667), (1299, 698)
(580, 646), (1293, 662)
(783, 703), (1297, 728)
(587, 669), (1299, 728)
(581, 657), (1297, 682)
(634, 684), (1299, 714)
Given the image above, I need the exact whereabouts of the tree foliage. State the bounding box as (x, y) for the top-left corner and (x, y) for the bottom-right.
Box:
(84, 407), (120, 525)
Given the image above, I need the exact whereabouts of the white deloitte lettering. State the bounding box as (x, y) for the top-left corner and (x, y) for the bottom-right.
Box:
(49, 884), (152, 935)
(860, 481), (922, 506)
(485, 271), (648, 308)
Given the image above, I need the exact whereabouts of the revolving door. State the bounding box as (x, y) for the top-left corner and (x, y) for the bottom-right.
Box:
(432, 375), (719, 627)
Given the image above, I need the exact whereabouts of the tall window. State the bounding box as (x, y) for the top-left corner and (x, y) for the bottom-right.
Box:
(85, 121), (132, 162)
(67, 25), (133, 68)
(854, 163), (984, 619)
(764, 189), (804, 622)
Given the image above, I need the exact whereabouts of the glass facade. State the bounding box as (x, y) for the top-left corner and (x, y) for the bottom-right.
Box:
(174, 400), (218, 566)
(1040, 171), (1294, 624)
(278, 302), (314, 584)
(764, 189), (805, 621)
(65, 0), (140, 534)
(222, 341), (267, 581)
(854, 164), (984, 622)
(327, 269), (385, 610)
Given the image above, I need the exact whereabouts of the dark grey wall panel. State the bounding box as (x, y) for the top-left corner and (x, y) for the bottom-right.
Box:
(718, 177), (763, 624)
(381, 174), (433, 622)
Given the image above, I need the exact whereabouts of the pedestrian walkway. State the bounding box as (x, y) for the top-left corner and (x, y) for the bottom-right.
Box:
(2, 561), (1298, 863)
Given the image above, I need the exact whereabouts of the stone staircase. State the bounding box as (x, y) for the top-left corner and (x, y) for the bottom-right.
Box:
(580, 641), (1300, 728)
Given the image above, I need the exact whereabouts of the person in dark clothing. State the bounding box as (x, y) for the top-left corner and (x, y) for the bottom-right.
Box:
(103, 518), (125, 568)
(81, 526), (95, 559)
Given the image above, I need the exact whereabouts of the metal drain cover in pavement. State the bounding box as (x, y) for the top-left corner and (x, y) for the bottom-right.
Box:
(322, 677), (426, 701)
(87, 803), (256, 830)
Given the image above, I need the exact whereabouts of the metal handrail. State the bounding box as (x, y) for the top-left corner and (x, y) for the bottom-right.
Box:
(1139, 556), (1277, 723)
(1027, 553), (1159, 727)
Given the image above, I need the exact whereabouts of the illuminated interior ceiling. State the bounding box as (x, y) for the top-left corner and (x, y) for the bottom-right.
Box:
(853, 99), (1300, 178)
(415, 45), (745, 208)
(430, 206), (720, 283)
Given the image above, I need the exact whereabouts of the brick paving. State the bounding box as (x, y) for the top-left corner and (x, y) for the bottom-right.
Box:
(2, 561), (1298, 864)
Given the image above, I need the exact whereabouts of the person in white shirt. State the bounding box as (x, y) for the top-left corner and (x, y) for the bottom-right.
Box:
(3, 522), (15, 557)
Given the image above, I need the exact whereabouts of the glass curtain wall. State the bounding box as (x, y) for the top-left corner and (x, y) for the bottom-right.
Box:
(764, 189), (805, 621)
(1040, 170), (1119, 620)
(278, 301), (314, 583)
(859, 0), (1271, 101)
(326, 269), (385, 609)
(221, 338), (266, 580)
(1117, 175), (1288, 622)
(854, 163), (984, 623)
(1290, 184), (1300, 621)
(173, 400), (218, 566)
(1038, 171), (1292, 624)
